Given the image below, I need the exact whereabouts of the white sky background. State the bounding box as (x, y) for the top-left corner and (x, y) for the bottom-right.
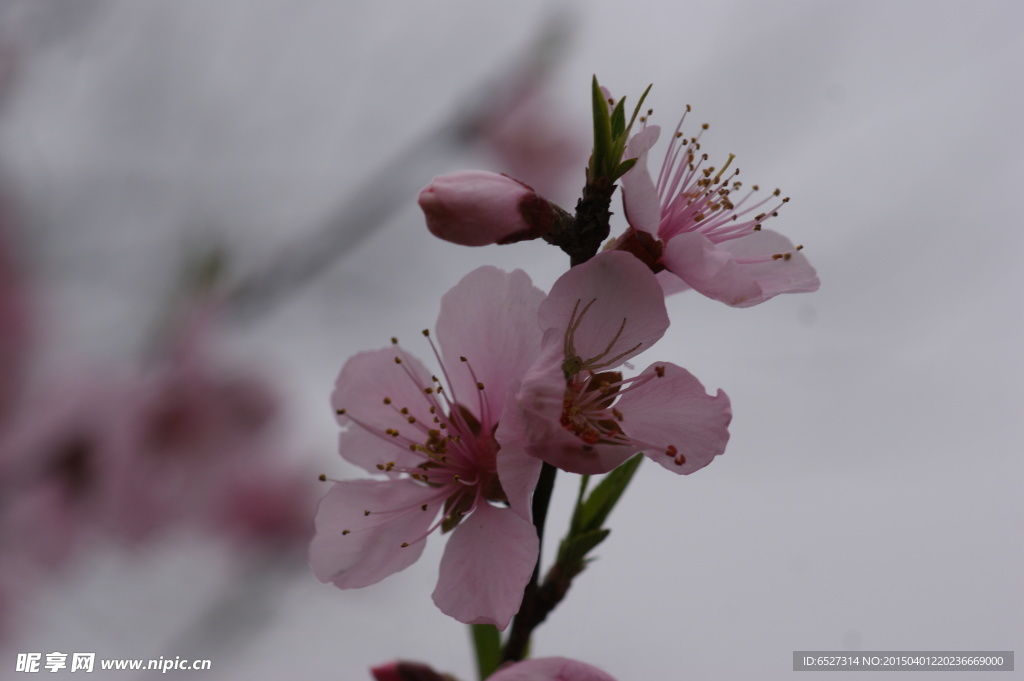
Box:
(0, 1), (1021, 679)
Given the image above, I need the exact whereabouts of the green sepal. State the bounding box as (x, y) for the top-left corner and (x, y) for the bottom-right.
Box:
(587, 78), (654, 185)
(590, 75), (613, 183)
(613, 158), (638, 182)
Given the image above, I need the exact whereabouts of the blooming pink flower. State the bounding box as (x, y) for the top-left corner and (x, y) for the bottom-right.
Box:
(617, 113), (819, 306)
(488, 657), (618, 681)
(311, 266), (546, 630)
(508, 251), (731, 476)
(419, 171), (562, 247)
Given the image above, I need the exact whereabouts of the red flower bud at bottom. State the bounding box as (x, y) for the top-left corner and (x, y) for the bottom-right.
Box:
(370, 661), (455, 681)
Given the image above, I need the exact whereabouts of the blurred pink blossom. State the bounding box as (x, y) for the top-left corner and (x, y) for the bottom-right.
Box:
(0, 370), (137, 567)
(0, 198), (30, 421)
(476, 82), (586, 202)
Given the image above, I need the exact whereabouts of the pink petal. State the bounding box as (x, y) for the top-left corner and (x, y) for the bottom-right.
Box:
(539, 251), (668, 369)
(309, 480), (438, 589)
(431, 501), (538, 630)
(620, 124), (662, 235)
(493, 382), (544, 521)
(718, 228), (820, 306)
(662, 230), (818, 308)
(661, 232), (761, 307)
(436, 266), (545, 421)
(489, 657), (618, 681)
(331, 348), (436, 471)
(656, 269), (691, 296)
(615, 362), (731, 475)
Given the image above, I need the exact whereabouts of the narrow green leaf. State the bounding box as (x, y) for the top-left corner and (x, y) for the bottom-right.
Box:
(558, 528), (611, 577)
(471, 623), (501, 681)
(591, 75), (613, 180)
(613, 158), (638, 182)
(569, 474), (592, 537)
(625, 83), (654, 138)
(610, 96), (627, 139)
(576, 454), (643, 534)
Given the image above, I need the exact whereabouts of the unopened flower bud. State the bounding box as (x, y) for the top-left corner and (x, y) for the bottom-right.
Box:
(418, 170), (568, 247)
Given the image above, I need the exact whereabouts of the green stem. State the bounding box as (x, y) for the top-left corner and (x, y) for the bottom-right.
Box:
(470, 623), (501, 680)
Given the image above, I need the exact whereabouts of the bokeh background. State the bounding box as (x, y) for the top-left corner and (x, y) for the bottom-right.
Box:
(0, 1), (1021, 679)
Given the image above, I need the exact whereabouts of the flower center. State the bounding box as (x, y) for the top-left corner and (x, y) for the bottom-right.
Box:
(561, 298), (642, 378)
(331, 332), (507, 544)
(653, 114), (791, 248)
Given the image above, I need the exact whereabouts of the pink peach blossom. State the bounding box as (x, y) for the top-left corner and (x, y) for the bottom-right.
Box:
(617, 114), (819, 306)
(508, 251), (731, 476)
(311, 266), (546, 630)
(488, 657), (618, 681)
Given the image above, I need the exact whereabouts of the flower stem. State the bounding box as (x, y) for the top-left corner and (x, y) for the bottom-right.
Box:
(501, 462), (557, 663)
(470, 623), (501, 681)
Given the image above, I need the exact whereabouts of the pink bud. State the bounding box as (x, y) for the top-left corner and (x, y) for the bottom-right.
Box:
(418, 170), (560, 247)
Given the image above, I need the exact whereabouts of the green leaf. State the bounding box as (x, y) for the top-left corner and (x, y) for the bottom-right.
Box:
(590, 75), (613, 181)
(470, 623), (501, 681)
(610, 96), (627, 139)
(624, 83), (653, 138)
(569, 474), (592, 536)
(558, 528), (611, 577)
(575, 454), (643, 535)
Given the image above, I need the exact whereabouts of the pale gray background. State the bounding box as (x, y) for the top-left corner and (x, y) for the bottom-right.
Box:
(0, 1), (1020, 679)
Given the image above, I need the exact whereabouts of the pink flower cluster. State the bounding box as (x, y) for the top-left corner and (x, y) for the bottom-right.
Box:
(311, 252), (732, 627)
(0, 218), (317, 639)
(311, 82), (820, 676)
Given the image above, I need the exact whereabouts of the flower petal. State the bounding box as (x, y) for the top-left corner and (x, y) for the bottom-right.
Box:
(331, 348), (436, 471)
(489, 657), (618, 681)
(662, 230), (818, 308)
(718, 228), (820, 306)
(539, 251), (668, 369)
(309, 480), (438, 589)
(436, 266), (545, 422)
(620, 124), (662, 235)
(431, 501), (538, 630)
(615, 362), (731, 475)
(493, 382), (544, 521)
